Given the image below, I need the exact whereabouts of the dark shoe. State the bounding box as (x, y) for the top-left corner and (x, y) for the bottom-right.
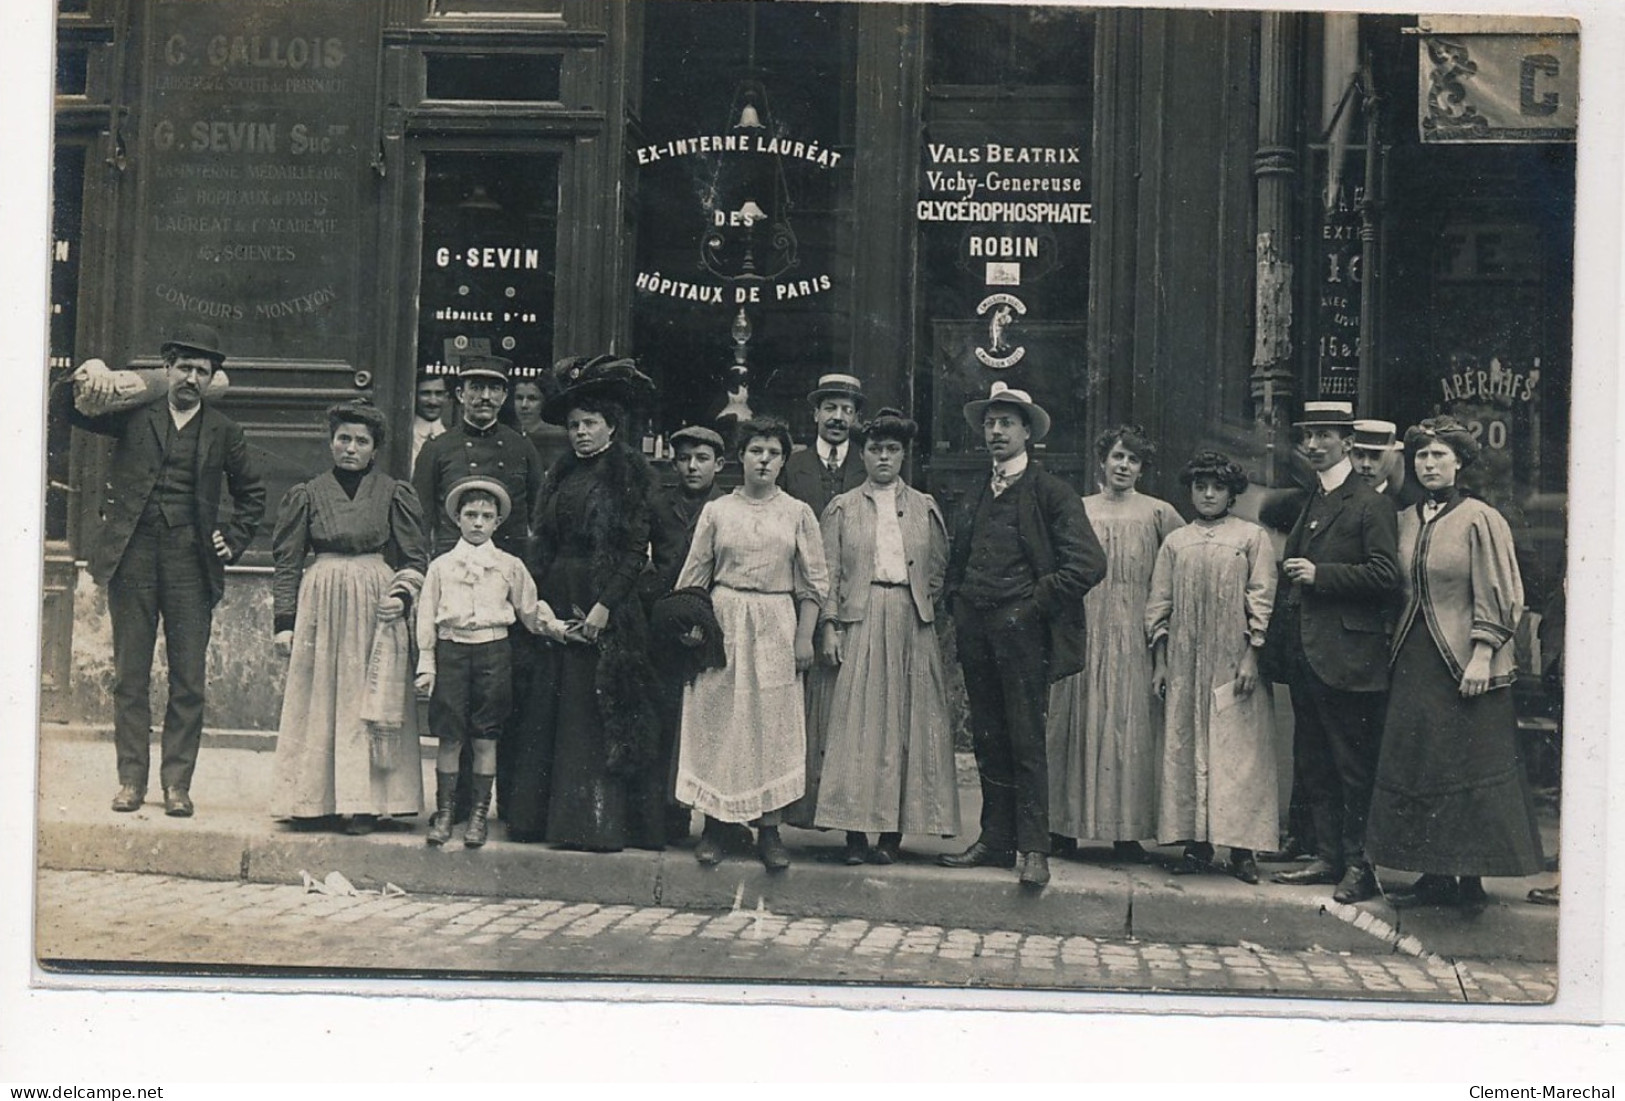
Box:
(1259, 836), (1309, 863)
(1172, 841), (1215, 875)
(1112, 840), (1148, 864)
(1332, 863), (1378, 904)
(464, 773), (495, 848)
(1050, 833), (1079, 859)
(426, 771), (456, 847)
(938, 839), (1017, 869)
(344, 814), (377, 836)
(1272, 858), (1342, 886)
(870, 832), (902, 865)
(1526, 885), (1559, 907)
(163, 788), (194, 818)
(757, 826), (790, 872)
(843, 831), (870, 866)
(1457, 876), (1489, 907)
(1388, 873), (1460, 907)
(695, 832), (724, 866)
(1019, 851), (1051, 889)
(111, 785), (145, 813)
(1229, 849), (1260, 885)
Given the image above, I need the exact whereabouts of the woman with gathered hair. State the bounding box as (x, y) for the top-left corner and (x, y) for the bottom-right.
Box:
(1365, 416), (1544, 908)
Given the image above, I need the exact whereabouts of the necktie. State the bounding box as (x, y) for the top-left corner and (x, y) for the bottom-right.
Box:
(991, 468), (1010, 497)
(825, 449), (841, 475)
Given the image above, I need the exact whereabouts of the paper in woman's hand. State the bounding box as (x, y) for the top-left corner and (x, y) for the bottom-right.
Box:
(1212, 680), (1240, 714)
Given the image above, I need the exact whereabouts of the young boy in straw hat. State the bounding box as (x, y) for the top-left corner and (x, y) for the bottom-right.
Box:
(415, 475), (567, 849)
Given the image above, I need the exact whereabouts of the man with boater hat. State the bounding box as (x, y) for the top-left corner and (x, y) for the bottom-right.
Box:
(1265, 400), (1401, 904)
(939, 381), (1106, 889)
(780, 372), (868, 518)
(55, 322), (267, 817)
(1350, 418), (1421, 509)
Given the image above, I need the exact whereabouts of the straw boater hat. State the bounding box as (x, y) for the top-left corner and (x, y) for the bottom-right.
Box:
(456, 354), (513, 385)
(161, 322), (227, 363)
(540, 354), (656, 426)
(1351, 419), (1404, 453)
(962, 380), (1052, 443)
(806, 373), (867, 410)
(443, 474), (512, 524)
(1292, 400), (1356, 429)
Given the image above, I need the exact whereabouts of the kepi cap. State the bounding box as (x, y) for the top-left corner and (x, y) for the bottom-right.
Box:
(456, 355), (513, 385)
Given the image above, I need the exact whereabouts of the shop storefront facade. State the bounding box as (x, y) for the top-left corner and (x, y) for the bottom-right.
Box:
(44, 1), (1573, 730)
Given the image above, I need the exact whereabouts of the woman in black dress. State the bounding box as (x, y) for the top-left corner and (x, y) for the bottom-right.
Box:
(504, 356), (664, 850)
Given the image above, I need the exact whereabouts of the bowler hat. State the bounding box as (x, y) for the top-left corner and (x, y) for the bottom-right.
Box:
(807, 373), (867, 410)
(443, 475), (512, 524)
(457, 355), (513, 385)
(540, 354), (656, 426)
(963, 381), (1052, 443)
(1351, 419), (1403, 452)
(161, 322), (226, 362)
(1292, 400), (1356, 429)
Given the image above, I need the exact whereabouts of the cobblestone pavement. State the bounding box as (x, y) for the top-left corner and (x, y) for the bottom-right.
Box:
(33, 870), (1555, 1003)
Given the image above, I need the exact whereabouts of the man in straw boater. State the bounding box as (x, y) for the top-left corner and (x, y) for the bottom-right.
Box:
(938, 381), (1105, 889)
(1265, 399), (1401, 904)
(56, 322), (267, 818)
(1349, 417), (1422, 510)
(780, 372), (869, 833)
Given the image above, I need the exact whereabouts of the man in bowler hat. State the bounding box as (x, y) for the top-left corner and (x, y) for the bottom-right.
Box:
(56, 323), (266, 817)
(1267, 400), (1401, 903)
(940, 381), (1106, 888)
(780, 372), (869, 519)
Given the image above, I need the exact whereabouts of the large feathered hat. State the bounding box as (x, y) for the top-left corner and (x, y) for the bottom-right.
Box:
(540, 354), (656, 426)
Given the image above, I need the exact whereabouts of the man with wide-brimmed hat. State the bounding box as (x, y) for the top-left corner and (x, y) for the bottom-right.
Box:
(780, 372), (869, 518)
(1264, 399), (1401, 904)
(54, 322), (267, 818)
(939, 381), (1106, 889)
(412, 354), (544, 561)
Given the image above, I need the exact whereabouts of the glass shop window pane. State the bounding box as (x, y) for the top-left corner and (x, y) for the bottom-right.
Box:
(56, 46), (89, 96)
(424, 52), (562, 102)
(416, 150), (561, 408)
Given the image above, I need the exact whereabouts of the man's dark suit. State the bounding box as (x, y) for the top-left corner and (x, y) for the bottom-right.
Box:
(61, 390), (266, 794)
(780, 444), (865, 521)
(945, 461), (1106, 855)
(1267, 470), (1400, 874)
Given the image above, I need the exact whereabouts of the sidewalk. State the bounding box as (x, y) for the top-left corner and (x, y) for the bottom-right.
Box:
(34, 725), (1560, 963)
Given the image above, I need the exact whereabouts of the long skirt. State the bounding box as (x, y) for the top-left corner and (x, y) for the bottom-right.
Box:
(1365, 627), (1545, 876)
(811, 585), (962, 836)
(270, 554), (423, 819)
(783, 663), (837, 828)
(506, 553), (665, 850)
(675, 586), (805, 823)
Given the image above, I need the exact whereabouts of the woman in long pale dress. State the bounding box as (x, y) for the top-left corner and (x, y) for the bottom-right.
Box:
(1047, 426), (1182, 861)
(1365, 417), (1544, 908)
(270, 401), (428, 833)
(675, 417), (830, 871)
(810, 408), (960, 865)
(1148, 451), (1278, 884)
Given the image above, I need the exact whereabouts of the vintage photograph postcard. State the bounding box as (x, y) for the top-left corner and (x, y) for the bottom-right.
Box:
(22, 0), (1607, 1031)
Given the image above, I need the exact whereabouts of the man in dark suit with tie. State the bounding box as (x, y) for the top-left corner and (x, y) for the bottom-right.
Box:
(1268, 400), (1401, 903)
(779, 373), (868, 519)
(58, 323), (266, 817)
(938, 382), (1106, 889)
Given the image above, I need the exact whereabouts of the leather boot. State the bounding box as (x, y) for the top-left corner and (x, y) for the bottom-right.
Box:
(757, 825), (791, 871)
(426, 771), (457, 847)
(464, 773), (495, 848)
